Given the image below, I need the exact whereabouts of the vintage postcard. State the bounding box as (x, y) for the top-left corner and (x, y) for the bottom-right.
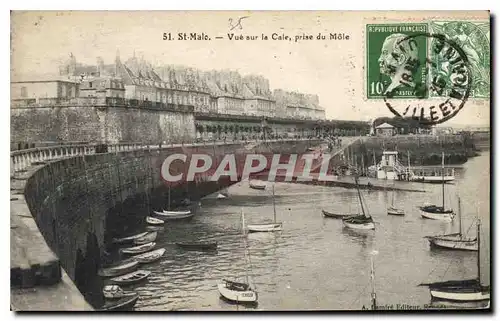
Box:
(10, 11), (491, 311)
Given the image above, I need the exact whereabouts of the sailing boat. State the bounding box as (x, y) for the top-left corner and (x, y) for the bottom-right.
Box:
(419, 152), (455, 222)
(247, 184), (283, 233)
(153, 186), (193, 219)
(424, 197), (478, 251)
(419, 219), (490, 302)
(342, 175), (375, 230)
(387, 186), (404, 216)
(218, 209), (258, 304)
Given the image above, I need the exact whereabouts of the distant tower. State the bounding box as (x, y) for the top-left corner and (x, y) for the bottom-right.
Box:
(96, 56), (104, 76)
(68, 52), (77, 76)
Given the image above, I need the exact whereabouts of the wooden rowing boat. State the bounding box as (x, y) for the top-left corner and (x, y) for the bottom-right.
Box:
(98, 260), (139, 277)
(176, 242), (218, 251)
(146, 216), (164, 225)
(132, 248), (166, 263)
(112, 232), (148, 244)
(98, 294), (139, 311)
(133, 231), (158, 245)
(110, 270), (151, 285)
(120, 242), (156, 255)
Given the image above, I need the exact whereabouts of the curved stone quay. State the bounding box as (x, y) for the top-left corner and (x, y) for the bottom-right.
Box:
(10, 138), (321, 311)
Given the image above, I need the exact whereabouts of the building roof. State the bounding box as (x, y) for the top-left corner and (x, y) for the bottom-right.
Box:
(375, 122), (394, 129)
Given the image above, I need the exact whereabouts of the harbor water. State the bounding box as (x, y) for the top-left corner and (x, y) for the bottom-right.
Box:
(126, 151), (490, 311)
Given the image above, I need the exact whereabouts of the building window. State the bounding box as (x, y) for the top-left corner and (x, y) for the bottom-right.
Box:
(20, 86), (27, 98)
(89, 82), (93, 88)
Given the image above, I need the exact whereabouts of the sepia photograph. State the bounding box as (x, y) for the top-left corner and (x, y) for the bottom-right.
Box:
(9, 10), (491, 311)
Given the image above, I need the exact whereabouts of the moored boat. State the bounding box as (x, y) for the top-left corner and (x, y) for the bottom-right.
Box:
(218, 209), (258, 304)
(217, 280), (258, 303)
(134, 232), (158, 245)
(387, 206), (405, 216)
(322, 210), (355, 219)
(112, 232), (148, 245)
(217, 193), (227, 199)
(98, 260), (139, 277)
(109, 270), (151, 285)
(420, 220), (489, 302)
(146, 216), (164, 225)
(120, 242), (156, 255)
(131, 248), (166, 263)
(103, 285), (137, 300)
(176, 242), (218, 251)
(146, 225), (164, 232)
(419, 153), (455, 222)
(247, 184), (283, 233)
(98, 294), (139, 311)
(153, 210), (194, 220)
(425, 198), (477, 251)
(342, 174), (375, 230)
(247, 223), (282, 232)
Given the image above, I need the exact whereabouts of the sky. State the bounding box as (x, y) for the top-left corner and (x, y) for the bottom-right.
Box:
(10, 11), (490, 125)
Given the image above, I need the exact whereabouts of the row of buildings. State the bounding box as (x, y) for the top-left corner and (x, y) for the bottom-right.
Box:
(11, 53), (326, 120)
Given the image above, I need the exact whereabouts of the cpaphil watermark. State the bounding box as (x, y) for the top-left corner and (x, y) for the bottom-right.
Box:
(160, 152), (342, 185)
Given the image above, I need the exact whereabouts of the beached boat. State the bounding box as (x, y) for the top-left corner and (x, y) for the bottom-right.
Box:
(133, 232), (157, 245)
(420, 220), (490, 302)
(98, 294), (139, 311)
(98, 260), (139, 277)
(249, 180), (266, 190)
(131, 248), (166, 263)
(247, 184), (283, 233)
(103, 285), (137, 300)
(176, 242), (218, 251)
(342, 175), (375, 230)
(112, 232), (148, 245)
(218, 209), (258, 304)
(425, 198), (478, 251)
(420, 153), (455, 222)
(120, 242), (156, 255)
(109, 270), (151, 285)
(322, 210), (355, 219)
(146, 216), (164, 225)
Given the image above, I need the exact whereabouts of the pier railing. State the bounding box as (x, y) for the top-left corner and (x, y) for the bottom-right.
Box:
(10, 137), (318, 174)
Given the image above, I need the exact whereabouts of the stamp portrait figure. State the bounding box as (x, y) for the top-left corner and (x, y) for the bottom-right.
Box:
(377, 33), (419, 95)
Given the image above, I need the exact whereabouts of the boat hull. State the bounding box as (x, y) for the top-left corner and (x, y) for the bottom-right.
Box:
(430, 289), (490, 302)
(342, 220), (375, 230)
(322, 210), (355, 219)
(176, 242), (218, 251)
(420, 210), (454, 222)
(121, 242), (156, 255)
(99, 295), (139, 311)
(247, 223), (283, 233)
(153, 211), (194, 220)
(412, 176), (455, 183)
(146, 216), (164, 225)
(110, 270), (151, 285)
(133, 232), (158, 245)
(98, 261), (139, 277)
(428, 236), (478, 251)
(132, 248), (166, 263)
(387, 208), (405, 216)
(217, 283), (258, 303)
(112, 232), (148, 244)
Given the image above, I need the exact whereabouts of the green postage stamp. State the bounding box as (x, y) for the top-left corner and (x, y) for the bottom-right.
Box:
(428, 21), (490, 98)
(366, 21), (490, 99)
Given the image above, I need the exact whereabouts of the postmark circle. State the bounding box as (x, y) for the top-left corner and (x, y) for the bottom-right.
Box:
(377, 32), (472, 125)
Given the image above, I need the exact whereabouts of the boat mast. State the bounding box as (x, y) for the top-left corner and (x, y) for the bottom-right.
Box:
(272, 184), (277, 223)
(458, 197), (462, 236)
(354, 175), (367, 217)
(477, 219), (481, 285)
(441, 152), (445, 209)
(370, 255), (377, 310)
(407, 151), (411, 181)
(241, 209), (250, 285)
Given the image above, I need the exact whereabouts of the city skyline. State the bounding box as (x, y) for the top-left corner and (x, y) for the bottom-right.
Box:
(11, 11), (490, 125)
